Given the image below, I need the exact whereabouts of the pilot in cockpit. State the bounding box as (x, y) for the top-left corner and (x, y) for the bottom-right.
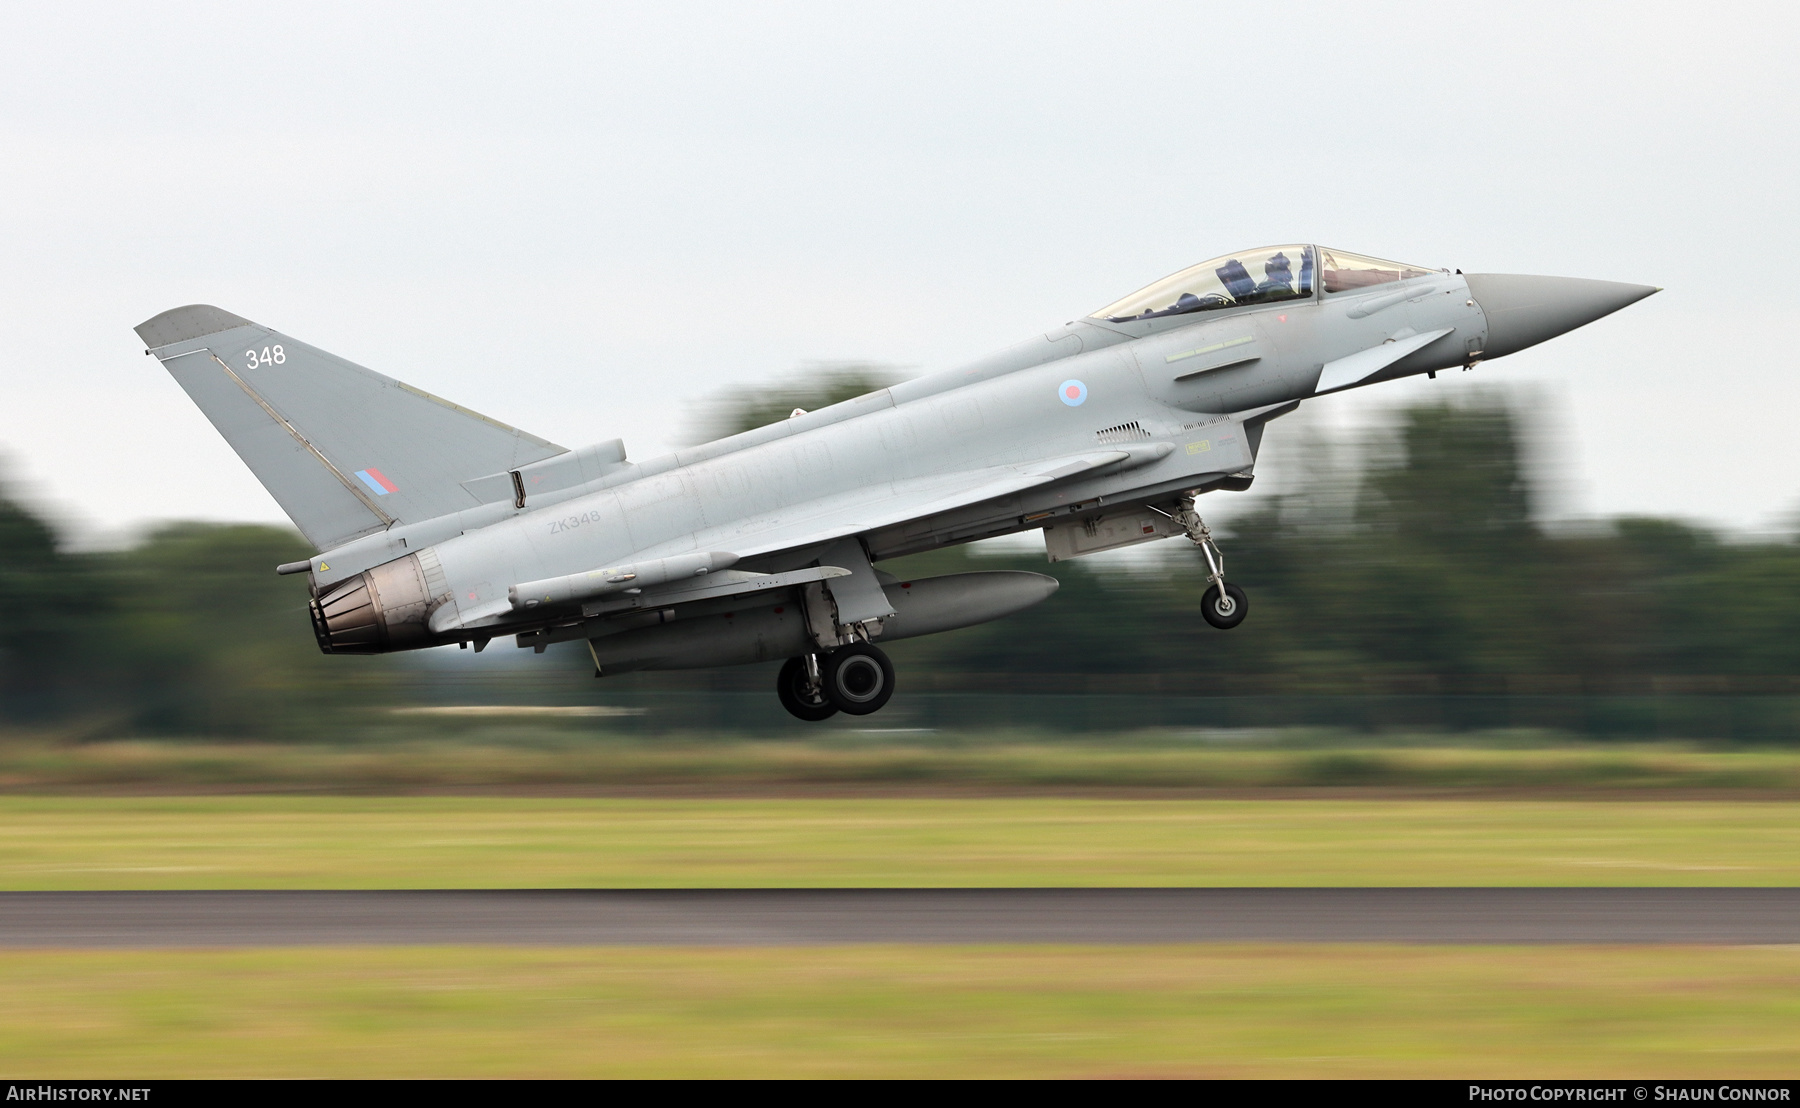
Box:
(1209, 249), (1312, 306)
(1258, 252), (1294, 294)
(1092, 244), (1322, 322)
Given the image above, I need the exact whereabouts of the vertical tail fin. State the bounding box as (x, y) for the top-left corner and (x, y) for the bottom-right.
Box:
(137, 305), (566, 550)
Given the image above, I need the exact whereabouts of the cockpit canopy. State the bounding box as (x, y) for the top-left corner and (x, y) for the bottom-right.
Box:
(1316, 248), (1439, 292)
(1092, 245), (1440, 322)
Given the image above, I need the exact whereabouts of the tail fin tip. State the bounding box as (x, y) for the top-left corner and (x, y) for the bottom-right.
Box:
(135, 305), (255, 349)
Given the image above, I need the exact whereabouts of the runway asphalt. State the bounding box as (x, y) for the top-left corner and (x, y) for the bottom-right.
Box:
(0, 888), (1796, 946)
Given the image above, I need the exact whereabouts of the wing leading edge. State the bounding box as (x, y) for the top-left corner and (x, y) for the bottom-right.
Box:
(708, 444), (1174, 563)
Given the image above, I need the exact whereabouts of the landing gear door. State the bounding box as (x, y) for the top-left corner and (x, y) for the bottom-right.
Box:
(805, 538), (897, 647)
(801, 581), (844, 650)
(1043, 506), (1183, 563)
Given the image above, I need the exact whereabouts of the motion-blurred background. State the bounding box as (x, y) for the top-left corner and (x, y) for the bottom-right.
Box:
(4, 379), (1798, 765)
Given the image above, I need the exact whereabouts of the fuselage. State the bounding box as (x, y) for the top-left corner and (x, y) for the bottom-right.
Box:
(288, 246), (1655, 663)
(387, 263), (1480, 638)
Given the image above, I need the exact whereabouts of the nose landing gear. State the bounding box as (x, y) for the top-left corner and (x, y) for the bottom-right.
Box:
(1168, 494), (1248, 630)
(777, 644), (897, 721)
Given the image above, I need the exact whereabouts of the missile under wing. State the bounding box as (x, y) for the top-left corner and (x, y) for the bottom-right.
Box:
(137, 244), (1656, 719)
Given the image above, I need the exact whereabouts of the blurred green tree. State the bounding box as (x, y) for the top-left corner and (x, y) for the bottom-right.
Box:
(0, 494), (105, 720)
(95, 523), (376, 735)
(0, 492), (410, 737)
(7, 377), (1800, 740)
(1347, 401), (1556, 675)
(684, 362), (906, 443)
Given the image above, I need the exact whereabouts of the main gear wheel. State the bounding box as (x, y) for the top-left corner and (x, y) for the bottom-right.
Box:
(777, 654), (837, 721)
(822, 644), (895, 716)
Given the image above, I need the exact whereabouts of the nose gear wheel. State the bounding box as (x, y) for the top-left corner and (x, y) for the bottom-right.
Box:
(1200, 581), (1248, 629)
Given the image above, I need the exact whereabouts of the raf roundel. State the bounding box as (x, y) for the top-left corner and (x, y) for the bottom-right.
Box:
(1058, 379), (1088, 407)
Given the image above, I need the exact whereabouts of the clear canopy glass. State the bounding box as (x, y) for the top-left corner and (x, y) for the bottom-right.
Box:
(1318, 248), (1439, 293)
(1093, 245), (1315, 322)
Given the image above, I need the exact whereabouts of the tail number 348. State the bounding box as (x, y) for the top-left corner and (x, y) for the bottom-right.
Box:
(245, 345), (286, 368)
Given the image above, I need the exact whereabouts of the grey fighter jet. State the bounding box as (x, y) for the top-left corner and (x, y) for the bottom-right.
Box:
(137, 246), (1656, 720)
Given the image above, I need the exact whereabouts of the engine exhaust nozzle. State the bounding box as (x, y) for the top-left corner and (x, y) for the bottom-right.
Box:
(309, 553), (438, 654)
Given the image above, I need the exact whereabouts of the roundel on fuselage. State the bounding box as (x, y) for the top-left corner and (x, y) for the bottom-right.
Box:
(1059, 379), (1088, 406)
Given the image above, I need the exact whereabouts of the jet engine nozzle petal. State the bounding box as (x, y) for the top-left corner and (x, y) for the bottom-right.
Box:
(1465, 274), (1658, 360)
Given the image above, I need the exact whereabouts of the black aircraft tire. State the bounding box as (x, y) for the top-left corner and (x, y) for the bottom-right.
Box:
(777, 656), (838, 722)
(822, 644), (896, 716)
(1200, 583), (1249, 630)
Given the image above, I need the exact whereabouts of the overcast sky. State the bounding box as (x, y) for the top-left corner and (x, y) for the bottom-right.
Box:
(1, 0), (1795, 545)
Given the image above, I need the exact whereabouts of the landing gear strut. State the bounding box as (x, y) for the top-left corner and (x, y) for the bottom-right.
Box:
(1172, 494), (1248, 630)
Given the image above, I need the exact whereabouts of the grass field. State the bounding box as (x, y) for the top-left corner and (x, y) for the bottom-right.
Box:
(2, 944), (1796, 1078)
(1, 796), (1796, 889)
(5, 781), (1794, 1076)
(7, 734), (1800, 791)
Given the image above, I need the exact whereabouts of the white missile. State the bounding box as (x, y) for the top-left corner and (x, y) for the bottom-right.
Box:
(509, 551), (740, 611)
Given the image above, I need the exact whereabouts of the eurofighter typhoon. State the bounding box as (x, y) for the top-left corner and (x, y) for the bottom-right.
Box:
(138, 247), (1656, 719)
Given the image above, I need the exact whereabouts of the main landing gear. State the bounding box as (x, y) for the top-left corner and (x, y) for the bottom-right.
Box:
(1170, 494), (1248, 630)
(777, 644), (896, 721)
(776, 654), (836, 721)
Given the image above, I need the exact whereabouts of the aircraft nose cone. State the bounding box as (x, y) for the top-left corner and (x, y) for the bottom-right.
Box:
(1465, 274), (1658, 360)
